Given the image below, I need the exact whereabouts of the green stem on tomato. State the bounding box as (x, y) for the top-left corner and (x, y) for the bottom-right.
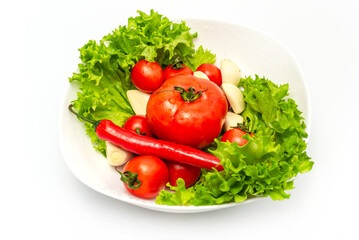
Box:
(135, 128), (146, 136)
(234, 122), (250, 133)
(170, 59), (185, 70)
(155, 86), (208, 103)
(174, 86), (208, 103)
(115, 168), (142, 189)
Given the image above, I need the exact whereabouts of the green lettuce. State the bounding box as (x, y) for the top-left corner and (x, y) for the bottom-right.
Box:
(184, 45), (216, 71)
(156, 75), (313, 205)
(69, 10), (215, 155)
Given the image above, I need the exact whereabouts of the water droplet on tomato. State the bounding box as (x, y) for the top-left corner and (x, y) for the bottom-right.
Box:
(169, 98), (176, 104)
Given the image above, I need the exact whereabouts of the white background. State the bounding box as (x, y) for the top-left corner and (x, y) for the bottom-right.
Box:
(1, 0), (358, 239)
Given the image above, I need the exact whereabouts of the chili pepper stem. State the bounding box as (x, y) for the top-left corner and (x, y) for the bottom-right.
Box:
(68, 104), (100, 128)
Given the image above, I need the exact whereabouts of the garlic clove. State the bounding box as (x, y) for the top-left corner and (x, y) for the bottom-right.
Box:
(220, 59), (242, 86)
(223, 111), (244, 132)
(106, 141), (132, 166)
(221, 83), (245, 114)
(193, 71), (210, 80)
(126, 90), (151, 115)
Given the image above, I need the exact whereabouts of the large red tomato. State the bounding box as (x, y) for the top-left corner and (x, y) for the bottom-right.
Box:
(146, 75), (228, 149)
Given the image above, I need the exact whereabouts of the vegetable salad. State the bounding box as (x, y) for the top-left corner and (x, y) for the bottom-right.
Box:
(69, 10), (313, 206)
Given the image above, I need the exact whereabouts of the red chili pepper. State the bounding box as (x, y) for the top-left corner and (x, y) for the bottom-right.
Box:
(68, 105), (223, 171)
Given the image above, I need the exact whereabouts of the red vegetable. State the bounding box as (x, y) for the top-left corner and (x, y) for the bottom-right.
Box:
(166, 161), (201, 188)
(121, 155), (168, 199)
(68, 104), (223, 171)
(131, 59), (164, 93)
(123, 115), (154, 138)
(146, 75), (228, 149)
(163, 61), (193, 80)
(221, 128), (255, 146)
(196, 63), (222, 87)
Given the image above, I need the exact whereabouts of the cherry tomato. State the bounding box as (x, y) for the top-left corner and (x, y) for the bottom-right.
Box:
(131, 60), (164, 93)
(147, 75), (228, 149)
(122, 155), (169, 199)
(221, 128), (255, 146)
(196, 63), (222, 87)
(164, 63), (193, 80)
(123, 115), (154, 138)
(166, 161), (201, 188)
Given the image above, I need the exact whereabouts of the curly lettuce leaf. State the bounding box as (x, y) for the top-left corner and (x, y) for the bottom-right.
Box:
(156, 76), (313, 206)
(183, 45), (216, 71)
(240, 75), (306, 134)
(103, 10), (198, 66)
(69, 10), (214, 155)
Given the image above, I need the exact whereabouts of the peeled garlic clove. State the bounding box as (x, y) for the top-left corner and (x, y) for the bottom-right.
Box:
(223, 112), (244, 132)
(126, 90), (151, 115)
(106, 141), (132, 166)
(193, 71), (210, 80)
(220, 59), (242, 86)
(221, 83), (245, 114)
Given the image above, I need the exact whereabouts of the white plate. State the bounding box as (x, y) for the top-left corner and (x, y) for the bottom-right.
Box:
(59, 18), (311, 213)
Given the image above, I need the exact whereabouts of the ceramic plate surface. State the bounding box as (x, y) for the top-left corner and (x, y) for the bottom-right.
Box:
(59, 18), (311, 213)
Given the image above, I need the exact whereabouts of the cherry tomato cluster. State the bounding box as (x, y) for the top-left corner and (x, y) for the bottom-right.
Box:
(118, 59), (253, 199)
(130, 59), (222, 92)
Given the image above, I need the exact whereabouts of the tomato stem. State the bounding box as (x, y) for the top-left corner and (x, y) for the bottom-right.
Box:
(135, 128), (146, 136)
(115, 168), (142, 189)
(174, 86), (208, 103)
(170, 59), (185, 70)
(231, 121), (250, 133)
(155, 86), (208, 102)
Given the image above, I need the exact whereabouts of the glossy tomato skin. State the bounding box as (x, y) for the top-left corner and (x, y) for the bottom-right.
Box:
(123, 115), (155, 138)
(166, 161), (201, 188)
(131, 60), (164, 93)
(196, 63), (222, 87)
(122, 155), (169, 199)
(163, 64), (193, 80)
(146, 75), (228, 149)
(221, 128), (255, 146)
